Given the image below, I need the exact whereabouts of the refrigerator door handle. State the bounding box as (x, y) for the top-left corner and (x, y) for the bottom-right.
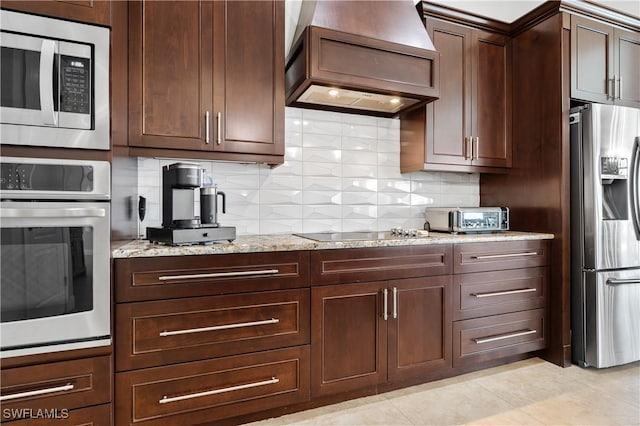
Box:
(631, 137), (640, 241)
(606, 278), (640, 286)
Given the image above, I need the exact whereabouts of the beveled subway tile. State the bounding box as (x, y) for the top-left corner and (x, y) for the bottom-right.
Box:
(410, 193), (436, 206)
(260, 174), (303, 191)
(259, 205), (303, 221)
(302, 108), (343, 123)
(440, 193), (479, 207)
(377, 137), (401, 153)
(377, 123), (401, 142)
(343, 218), (378, 232)
(302, 205), (342, 220)
(342, 205), (378, 220)
(342, 123), (378, 139)
(342, 164), (377, 178)
(342, 191), (378, 206)
(285, 106), (302, 119)
(302, 162), (342, 178)
(229, 219), (259, 235)
(378, 192), (411, 206)
(342, 150), (378, 166)
(302, 119), (342, 136)
(302, 148), (342, 163)
(284, 146), (303, 162)
(342, 178), (377, 193)
(302, 133), (341, 149)
(223, 189), (260, 206)
(378, 218), (415, 231)
(301, 219), (341, 233)
(285, 116), (302, 134)
(219, 204), (260, 222)
(284, 130), (302, 147)
(377, 165), (404, 179)
(378, 205), (412, 219)
(341, 112), (378, 126)
(259, 189), (303, 205)
(302, 191), (342, 205)
(259, 219), (303, 235)
(378, 179), (411, 193)
(377, 151), (400, 168)
(342, 136), (378, 151)
(411, 180), (441, 195)
(302, 176), (341, 191)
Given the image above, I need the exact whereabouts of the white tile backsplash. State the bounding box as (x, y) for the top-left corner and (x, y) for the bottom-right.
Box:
(137, 107), (479, 235)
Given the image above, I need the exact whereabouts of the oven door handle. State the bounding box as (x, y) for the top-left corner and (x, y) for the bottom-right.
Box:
(40, 39), (57, 126)
(1, 207), (106, 218)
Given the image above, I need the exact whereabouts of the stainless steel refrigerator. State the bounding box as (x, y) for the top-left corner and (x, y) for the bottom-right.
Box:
(570, 103), (640, 368)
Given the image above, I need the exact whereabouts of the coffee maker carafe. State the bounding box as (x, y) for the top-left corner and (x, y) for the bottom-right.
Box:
(162, 163), (202, 229)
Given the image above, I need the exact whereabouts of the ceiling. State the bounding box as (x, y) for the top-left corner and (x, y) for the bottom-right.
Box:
(429, 0), (640, 23)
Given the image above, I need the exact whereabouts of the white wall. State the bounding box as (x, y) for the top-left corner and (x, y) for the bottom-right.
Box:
(137, 107), (479, 236)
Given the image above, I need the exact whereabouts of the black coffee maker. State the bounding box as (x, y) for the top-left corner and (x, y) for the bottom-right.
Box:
(147, 162), (236, 245)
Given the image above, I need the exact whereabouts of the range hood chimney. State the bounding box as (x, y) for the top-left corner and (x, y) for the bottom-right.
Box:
(285, 0), (440, 117)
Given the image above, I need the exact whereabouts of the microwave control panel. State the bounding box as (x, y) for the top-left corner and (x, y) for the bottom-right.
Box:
(60, 55), (91, 115)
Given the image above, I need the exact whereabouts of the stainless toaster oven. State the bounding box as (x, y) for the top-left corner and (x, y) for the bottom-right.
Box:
(424, 207), (509, 233)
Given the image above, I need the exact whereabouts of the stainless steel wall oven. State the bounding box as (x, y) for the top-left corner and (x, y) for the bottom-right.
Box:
(0, 157), (110, 358)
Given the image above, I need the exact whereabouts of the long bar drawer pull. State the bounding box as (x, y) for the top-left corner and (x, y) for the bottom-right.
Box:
(0, 384), (74, 402)
(471, 288), (537, 298)
(158, 269), (280, 281)
(159, 377), (279, 404)
(472, 252), (538, 260)
(606, 278), (640, 286)
(473, 329), (537, 344)
(159, 318), (279, 337)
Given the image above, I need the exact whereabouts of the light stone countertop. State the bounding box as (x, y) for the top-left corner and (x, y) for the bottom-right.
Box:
(112, 231), (554, 259)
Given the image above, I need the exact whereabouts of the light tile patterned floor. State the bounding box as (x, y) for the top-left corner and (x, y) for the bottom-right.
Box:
(246, 357), (640, 426)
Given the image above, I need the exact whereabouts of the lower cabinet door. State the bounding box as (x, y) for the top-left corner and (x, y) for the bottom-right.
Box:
(5, 404), (111, 426)
(388, 276), (452, 381)
(115, 346), (310, 425)
(311, 283), (387, 397)
(453, 308), (546, 367)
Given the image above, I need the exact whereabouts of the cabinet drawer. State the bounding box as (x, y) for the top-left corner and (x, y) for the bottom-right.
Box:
(453, 240), (550, 274)
(454, 267), (548, 320)
(310, 245), (452, 285)
(453, 309), (546, 367)
(115, 346), (310, 426)
(5, 404), (111, 426)
(115, 251), (309, 302)
(0, 356), (111, 420)
(116, 289), (310, 371)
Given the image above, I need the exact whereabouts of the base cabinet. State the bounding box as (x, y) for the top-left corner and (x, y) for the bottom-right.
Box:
(310, 260), (452, 397)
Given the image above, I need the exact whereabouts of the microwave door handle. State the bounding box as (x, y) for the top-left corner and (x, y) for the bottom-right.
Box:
(1, 207), (106, 218)
(39, 39), (57, 126)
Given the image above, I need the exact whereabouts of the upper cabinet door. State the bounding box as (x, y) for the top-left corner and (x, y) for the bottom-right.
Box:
(424, 18), (473, 167)
(614, 28), (640, 109)
(473, 31), (511, 168)
(571, 17), (614, 104)
(1, 0), (110, 26)
(212, 1), (284, 156)
(129, 1), (213, 151)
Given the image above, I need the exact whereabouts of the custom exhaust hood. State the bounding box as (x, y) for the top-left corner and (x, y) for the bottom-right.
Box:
(285, 0), (440, 117)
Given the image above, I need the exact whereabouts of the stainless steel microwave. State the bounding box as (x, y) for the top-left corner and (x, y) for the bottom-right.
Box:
(0, 10), (109, 150)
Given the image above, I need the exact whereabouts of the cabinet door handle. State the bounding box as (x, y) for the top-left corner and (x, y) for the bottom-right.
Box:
(471, 251), (538, 260)
(0, 383), (74, 402)
(383, 288), (388, 321)
(473, 329), (537, 344)
(159, 377), (279, 404)
(474, 137), (479, 161)
(392, 287), (398, 319)
(158, 269), (279, 281)
(464, 137), (470, 160)
(471, 288), (537, 298)
(216, 112), (222, 144)
(608, 78), (614, 99)
(159, 318), (279, 337)
(205, 111), (210, 144)
(40, 39), (57, 126)
(616, 76), (621, 99)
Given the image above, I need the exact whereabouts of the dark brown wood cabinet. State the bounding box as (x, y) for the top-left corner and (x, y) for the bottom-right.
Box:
(400, 18), (511, 173)
(0, 356), (111, 423)
(310, 246), (453, 398)
(113, 252), (311, 425)
(0, 1), (110, 26)
(128, 0), (284, 164)
(571, 15), (640, 108)
(451, 240), (550, 367)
